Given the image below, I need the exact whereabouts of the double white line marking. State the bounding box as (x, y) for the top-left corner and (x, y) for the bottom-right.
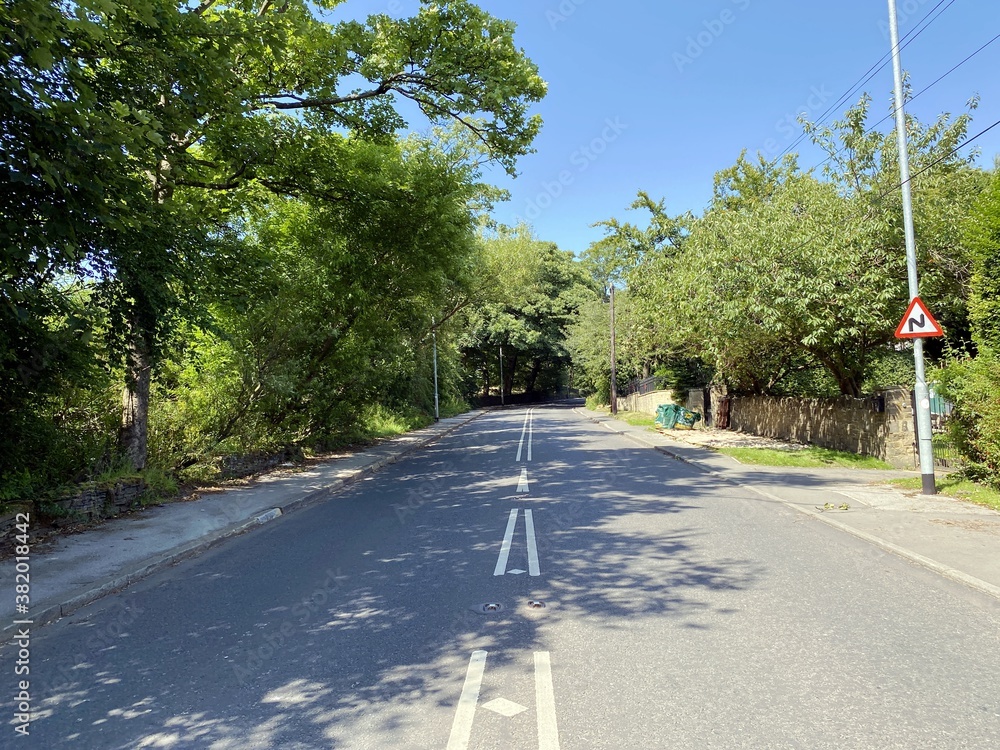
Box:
(494, 508), (540, 576)
(447, 650), (561, 750)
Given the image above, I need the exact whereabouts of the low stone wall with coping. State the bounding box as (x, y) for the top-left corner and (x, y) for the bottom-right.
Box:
(728, 387), (915, 468)
(617, 389), (675, 415)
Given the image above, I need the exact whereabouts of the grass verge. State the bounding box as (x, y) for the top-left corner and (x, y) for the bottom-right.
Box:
(716, 446), (895, 470)
(612, 411), (658, 429)
(595, 407), (659, 429)
(883, 475), (1000, 511)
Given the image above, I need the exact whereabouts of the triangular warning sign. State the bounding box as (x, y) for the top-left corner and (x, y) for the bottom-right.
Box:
(895, 296), (943, 339)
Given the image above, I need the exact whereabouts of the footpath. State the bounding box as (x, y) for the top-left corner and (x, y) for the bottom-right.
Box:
(578, 408), (1000, 603)
(0, 410), (486, 643)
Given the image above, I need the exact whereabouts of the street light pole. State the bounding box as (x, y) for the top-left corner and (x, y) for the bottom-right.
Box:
(888, 0), (936, 495)
(499, 345), (505, 407)
(432, 317), (440, 422)
(609, 283), (618, 416)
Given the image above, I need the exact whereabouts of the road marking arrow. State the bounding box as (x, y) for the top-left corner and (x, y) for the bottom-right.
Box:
(482, 697), (528, 717)
(448, 651), (561, 749)
(493, 509), (541, 577)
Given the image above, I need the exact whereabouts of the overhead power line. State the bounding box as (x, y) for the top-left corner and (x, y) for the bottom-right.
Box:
(761, 115), (1000, 269)
(875, 115), (1000, 201)
(773, 0), (960, 162)
(809, 29), (1000, 174)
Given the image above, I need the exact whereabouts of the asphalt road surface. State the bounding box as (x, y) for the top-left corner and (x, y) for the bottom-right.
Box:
(6, 405), (1000, 748)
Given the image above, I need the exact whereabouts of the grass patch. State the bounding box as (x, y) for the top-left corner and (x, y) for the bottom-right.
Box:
(717, 446), (895, 470)
(359, 404), (434, 440)
(595, 407), (659, 429)
(613, 411), (658, 428)
(884, 475), (1000, 511)
(585, 395), (607, 411)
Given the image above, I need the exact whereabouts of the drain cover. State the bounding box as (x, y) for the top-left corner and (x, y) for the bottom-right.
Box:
(527, 600), (546, 609)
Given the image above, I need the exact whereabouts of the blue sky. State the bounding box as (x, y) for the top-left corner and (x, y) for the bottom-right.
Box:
(332, 0), (1000, 254)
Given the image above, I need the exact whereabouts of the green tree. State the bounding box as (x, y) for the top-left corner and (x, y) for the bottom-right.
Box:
(655, 96), (983, 397)
(154, 129), (487, 459)
(459, 228), (594, 399)
(575, 193), (693, 395)
(3, 0), (547, 474)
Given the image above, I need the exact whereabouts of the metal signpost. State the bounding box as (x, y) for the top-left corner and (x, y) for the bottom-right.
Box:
(888, 0), (939, 495)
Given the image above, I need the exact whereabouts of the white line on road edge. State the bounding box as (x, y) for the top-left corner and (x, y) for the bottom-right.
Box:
(517, 468), (530, 494)
(516, 409), (532, 462)
(447, 650), (488, 750)
(744, 482), (1000, 601)
(575, 407), (1000, 603)
(534, 652), (561, 750)
(524, 509), (540, 577)
(494, 509), (519, 576)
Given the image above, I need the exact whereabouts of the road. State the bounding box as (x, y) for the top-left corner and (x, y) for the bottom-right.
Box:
(7, 405), (1000, 748)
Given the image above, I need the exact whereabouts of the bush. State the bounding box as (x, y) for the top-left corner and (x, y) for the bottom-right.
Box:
(937, 349), (1000, 488)
(654, 359), (713, 394)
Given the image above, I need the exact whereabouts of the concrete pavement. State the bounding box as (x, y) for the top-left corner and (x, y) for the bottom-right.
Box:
(579, 407), (1000, 600)
(0, 410), (488, 641)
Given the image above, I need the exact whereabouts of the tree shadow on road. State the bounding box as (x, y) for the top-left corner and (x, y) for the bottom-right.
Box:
(19, 406), (766, 749)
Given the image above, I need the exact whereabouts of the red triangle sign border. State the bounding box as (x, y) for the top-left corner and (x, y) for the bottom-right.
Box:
(895, 296), (944, 339)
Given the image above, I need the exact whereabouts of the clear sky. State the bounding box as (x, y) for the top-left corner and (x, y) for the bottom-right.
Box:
(332, 0), (1000, 254)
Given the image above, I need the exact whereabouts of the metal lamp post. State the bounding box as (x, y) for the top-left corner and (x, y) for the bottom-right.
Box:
(609, 283), (618, 415)
(432, 317), (439, 422)
(887, 0), (936, 495)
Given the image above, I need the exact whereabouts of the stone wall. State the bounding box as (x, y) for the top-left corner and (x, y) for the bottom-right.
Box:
(47, 479), (147, 524)
(617, 389), (675, 416)
(729, 387), (916, 468)
(219, 446), (304, 479)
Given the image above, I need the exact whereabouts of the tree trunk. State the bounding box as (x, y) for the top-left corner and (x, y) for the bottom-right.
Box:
(119, 327), (151, 471)
(503, 353), (517, 398)
(526, 358), (542, 394)
(815, 350), (864, 398)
